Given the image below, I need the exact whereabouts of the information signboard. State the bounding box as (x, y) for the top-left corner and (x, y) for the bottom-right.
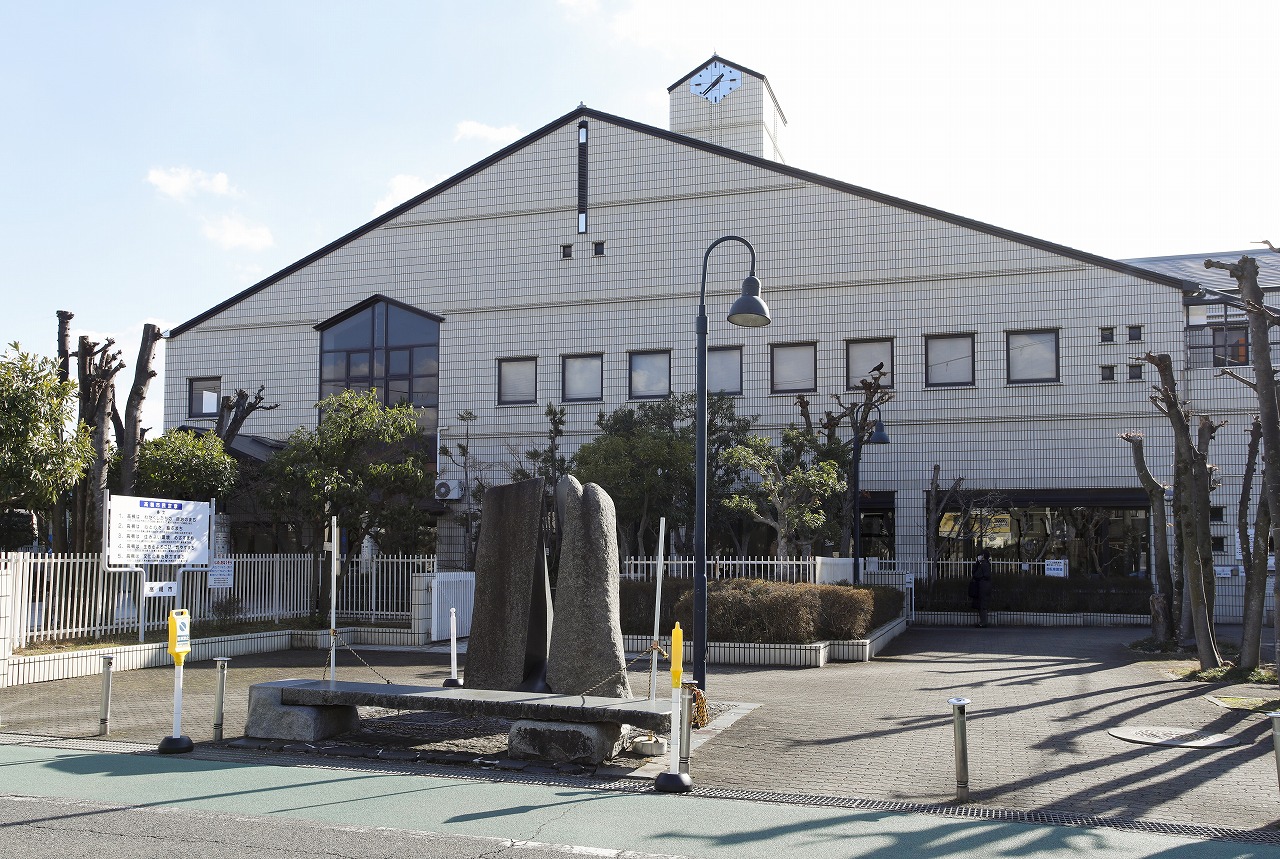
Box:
(1045, 559), (1068, 578)
(107, 495), (210, 566)
(208, 559), (234, 589)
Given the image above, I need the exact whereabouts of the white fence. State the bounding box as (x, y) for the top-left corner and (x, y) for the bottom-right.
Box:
(3, 552), (464, 648)
(623, 556), (819, 583)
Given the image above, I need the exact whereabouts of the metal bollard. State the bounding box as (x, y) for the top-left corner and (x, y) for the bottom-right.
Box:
(948, 697), (971, 802)
(678, 683), (694, 775)
(99, 656), (114, 736)
(212, 657), (231, 742)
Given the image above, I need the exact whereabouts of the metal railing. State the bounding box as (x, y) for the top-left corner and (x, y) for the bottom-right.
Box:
(622, 555), (819, 583)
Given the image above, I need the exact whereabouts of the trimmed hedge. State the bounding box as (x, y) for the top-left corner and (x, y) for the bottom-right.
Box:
(914, 573), (1152, 614)
(620, 577), (903, 644)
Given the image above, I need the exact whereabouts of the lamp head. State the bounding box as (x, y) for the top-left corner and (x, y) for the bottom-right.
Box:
(727, 274), (771, 327)
(868, 419), (891, 445)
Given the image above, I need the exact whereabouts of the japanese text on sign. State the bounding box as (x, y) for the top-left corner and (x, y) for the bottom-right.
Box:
(107, 495), (211, 566)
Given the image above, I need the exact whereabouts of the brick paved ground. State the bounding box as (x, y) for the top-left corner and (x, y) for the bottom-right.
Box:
(3, 626), (1279, 832)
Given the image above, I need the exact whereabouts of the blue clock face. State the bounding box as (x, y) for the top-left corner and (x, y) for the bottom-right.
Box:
(690, 61), (742, 104)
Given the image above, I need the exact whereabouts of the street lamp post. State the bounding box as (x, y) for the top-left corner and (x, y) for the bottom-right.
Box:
(851, 408), (890, 584)
(694, 235), (771, 691)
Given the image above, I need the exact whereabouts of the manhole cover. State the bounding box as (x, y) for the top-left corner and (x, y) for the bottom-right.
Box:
(1108, 726), (1239, 748)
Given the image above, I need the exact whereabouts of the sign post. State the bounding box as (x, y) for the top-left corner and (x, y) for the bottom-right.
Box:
(158, 608), (194, 754)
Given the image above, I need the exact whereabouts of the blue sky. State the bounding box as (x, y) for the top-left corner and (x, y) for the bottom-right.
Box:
(1, 1), (1274, 430)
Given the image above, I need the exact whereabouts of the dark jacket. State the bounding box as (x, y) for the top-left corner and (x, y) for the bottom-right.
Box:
(969, 556), (992, 601)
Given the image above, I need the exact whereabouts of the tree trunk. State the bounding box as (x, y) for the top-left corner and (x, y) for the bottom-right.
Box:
(118, 323), (161, 495)
(1237, 416), (1267, 670)
(1146, 352), (1220, 668)
(52, 310), (74, 553)
(1206, 255), (1280, 679)
(1120, 433), (1173, 641)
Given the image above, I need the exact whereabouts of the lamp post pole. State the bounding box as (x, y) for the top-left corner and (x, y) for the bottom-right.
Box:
(694, 235), (771, 691)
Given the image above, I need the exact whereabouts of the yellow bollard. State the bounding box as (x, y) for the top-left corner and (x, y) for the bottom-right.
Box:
(654, 622), (693, 792)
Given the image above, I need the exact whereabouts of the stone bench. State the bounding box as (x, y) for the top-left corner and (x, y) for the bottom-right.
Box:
(246, 679), (671, 764)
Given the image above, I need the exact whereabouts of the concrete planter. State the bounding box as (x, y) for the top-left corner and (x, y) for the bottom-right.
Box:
(622, 613), (909, 669)
(912, 611), (1150, 627)
(7, 627), (413, 686)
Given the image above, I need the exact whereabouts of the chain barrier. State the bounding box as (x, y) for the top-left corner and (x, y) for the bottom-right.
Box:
(319, 631), (395, 685)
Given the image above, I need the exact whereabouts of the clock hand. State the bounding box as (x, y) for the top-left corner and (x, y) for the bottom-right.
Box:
(702, 73), (724, 95)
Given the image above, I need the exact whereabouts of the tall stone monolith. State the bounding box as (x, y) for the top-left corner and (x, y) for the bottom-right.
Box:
(464, 478), (553, 691)
(546, 476), (631, 698)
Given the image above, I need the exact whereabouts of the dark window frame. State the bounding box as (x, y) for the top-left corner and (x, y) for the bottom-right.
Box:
(1127, 325), (1143, 342)
(497, 356), (538, 405)
(1006, 328), (1060, 384)
(1100, 327), (1115, 343)
(770, 342), (818, 394)
(628, 350), (671, 400)
(709, 345), (744, 395)
(561, 353), (604, 402)
(924, 333), (976, 388)
(1100, 365), (1116, 382)
(1128, 363), (1144, 381)
(188, 377), (221, 418)
(846, 338), (893, 389)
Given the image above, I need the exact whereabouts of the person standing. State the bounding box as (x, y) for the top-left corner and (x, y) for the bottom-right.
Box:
(970, 550), (993, 627)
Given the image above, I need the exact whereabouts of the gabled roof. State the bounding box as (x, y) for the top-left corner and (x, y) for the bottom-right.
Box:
(1122, 249), (1280, 297)
(170, 105), (1198, 338)
(314, 293), (445, 332)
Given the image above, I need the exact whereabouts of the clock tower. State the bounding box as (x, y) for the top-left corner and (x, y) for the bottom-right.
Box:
(668, 55), (787, 163)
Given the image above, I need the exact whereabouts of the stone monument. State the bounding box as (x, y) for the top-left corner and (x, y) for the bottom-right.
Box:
(546, 475), (632, 698)
(463, 477), (553, 691)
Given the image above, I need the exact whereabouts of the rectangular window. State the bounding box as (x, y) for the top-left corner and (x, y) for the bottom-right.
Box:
(1100, 365), (1116, 382)
(1213, 327), (1249, 367)
(709, 346), (743, 395)
(188, 377), (221, 418)
(1100, 327), (1115, 343)
(1128, 363), (1143, 381)
(498, 357), (537, 405)
(561, 244), (573, 259)
(1128, 325), (1143, 342)
(771, 343), (817, 393)
(629, 350), (670, 399)
(1210, 506), (1225, 523)
(846, 339), (892, 388)
(562, 354), (603, 401)
(1007, 329), (1059, 383)
(593, 241), (606, 256)
(1212, 536), (1226, 553)
(925, 334), (975, 386)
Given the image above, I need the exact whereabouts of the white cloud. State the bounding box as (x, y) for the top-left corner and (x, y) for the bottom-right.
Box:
(371, 174), (433, 216)
(147, 167), (237, 200)
(201, 215), (274, 250)
(454, 120), (522, 145)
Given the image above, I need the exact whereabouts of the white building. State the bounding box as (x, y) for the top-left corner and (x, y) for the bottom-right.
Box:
(164, 56), (1276, 571)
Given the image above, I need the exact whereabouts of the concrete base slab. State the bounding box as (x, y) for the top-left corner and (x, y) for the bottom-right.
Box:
(508, 718), (623, 764)
(245, 679), (359, 742)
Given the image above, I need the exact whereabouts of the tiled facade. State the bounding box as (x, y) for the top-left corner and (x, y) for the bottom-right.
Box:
(165, 57), (1271, 572)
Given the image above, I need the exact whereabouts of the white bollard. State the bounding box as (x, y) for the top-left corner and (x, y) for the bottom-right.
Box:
(949, 697), (971, 801)
(98, 655), (114, 736)
(444, 607), (463, 687)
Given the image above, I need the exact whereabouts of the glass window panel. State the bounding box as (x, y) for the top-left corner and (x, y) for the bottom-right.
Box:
(564, 354), (603, 401)
(630, 351), (670, 399)
(320, 382), (345, 398)
(847, 340), (892, 388)
(389, 349), (411, 375)
(926, 335), (974, 386)
(387, 304), (436, 347)
(348, 351), (370, 378)
(413, 346), (439, 375)
(386, 378), (411, 405)
(321, 308), (372, 350)
(709, 347), (742, 395)
(415, 407), (439, 433)
(771, 344), (816, 393)
(1008, 330), (1058, 382)
(189, 378), (220, 417)
(321, 353), (345, 381)
(499, 358), (537, 404)
(1213, 327), (1249, 367)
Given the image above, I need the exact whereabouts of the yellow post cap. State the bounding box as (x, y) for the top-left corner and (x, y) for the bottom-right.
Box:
(671, 622), (683, 688)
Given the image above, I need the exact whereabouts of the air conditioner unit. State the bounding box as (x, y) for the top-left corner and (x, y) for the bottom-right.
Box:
(434, 479), (464, 501)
